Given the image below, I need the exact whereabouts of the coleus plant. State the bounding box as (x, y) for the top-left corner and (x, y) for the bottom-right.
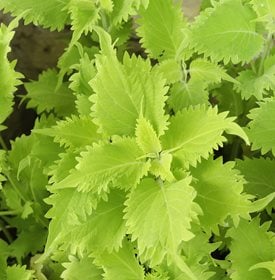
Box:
(0, 0), (275, 279)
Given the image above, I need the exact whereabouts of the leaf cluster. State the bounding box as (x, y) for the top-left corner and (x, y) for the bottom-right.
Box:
(0, 0), (275, 279)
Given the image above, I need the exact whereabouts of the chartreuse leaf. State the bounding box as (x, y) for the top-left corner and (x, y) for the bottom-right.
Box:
(6, 265), (34, 280)
(96, 240), (144, 280)
(61, 255), (103, 280)
(190, 0), (264, 64)
(190, 158), (252, 233)
(0, 18), (23, 125)
(69, 53), (96, 98)
(247, 98), (275, 155)
(124, 177), (201, 266)
(167, 80), (208, 111)
(164, 231), (220, 280)
(150, 153), (175, 182)
(24, 70), (76, 117)
(0, 0), (69, 31)
(161, 106), (249, 168)
(110, 0), (149, 25)
(34, 115), (101, 149)
(68, 0), (100, 44)
(156, 59), (182, 84)
(182, 232), (220, 280)
(67, 190), (126, 255)
(9, 224), (47, 260)
(189, 59), (236, 85)
(235, 55), (275, 100)
(251, 0), (275, 33)
(48, 151), (78, 185)
(1, 116), (62, 225)
(168, 59), (236, 111)
(52, 137), (150, 192)
(227, 217), (275, 280)
(100, 0), (113, 12)
(237, 158), (275, 211)
(43, 188), (98, 259)
(250, 261), (275, 279)
(137, 0), (187, 60)
(91, 28), (168, 136)
(135, 117), (161, 155)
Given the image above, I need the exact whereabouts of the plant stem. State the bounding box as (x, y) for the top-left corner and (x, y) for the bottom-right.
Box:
(6, 173), (28, 203)
(0, 210), (19, 216)
(258, 33), (273, 75)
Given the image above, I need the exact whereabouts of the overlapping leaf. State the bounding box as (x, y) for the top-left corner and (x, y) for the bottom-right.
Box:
(190, 158), (252, 232)
(69, 53), (96, 97)
(124, 177), (201, 265)
(61, 256), (103, 280)
(96, 240), (144, 280)
(44, 188), (98, 257)
(167, 80), (208, 111)
(236, 157), (275, 210)
(235, 55), (275, 100)
(190, 0), (264, 64)
(137, 0), (187, 60)
(91, 28), (168, 136)
(0, 19), (23, 125)
(111, 0), (149, 25)
(189, 59), (236, 86)
(160, 106), (249, 168)
(0, 0), (69, 31)
(135, 117), (161, 155)
(247, 98), (275, 155)
(227, 217), (275, 280)
(6, 265), (34, 280)
(35, 115), (101, 149)
(24, 70), (76, 117)
(251, 0), (275, 33)
(52, 137), (150, 192)
(250, 261), (275, 279)
(68, 0), (100, 44)
(65, 190), (127, 254)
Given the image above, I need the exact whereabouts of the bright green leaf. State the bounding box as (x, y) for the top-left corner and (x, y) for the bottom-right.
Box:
(125, 177), (201, 265)
(237, 157), (275, 210)
(248, 98), (275, 155)
(96, 240), (144, 280)
(35, 115), (101, 149)
(137, 0), (187, 60)
(190, 0), (264, 64)
(227, 217), (275, 280)
(135, 117), (161, 155)
(161, 106), (249, 168)
(190, 158), (252, 233)
(61, 256), (103, 280)
(24, 70), (76, 117)
(91, 28), (168, 136)
(52, 137), (150, 192)
(6, 265), (34, 280)
(0, 0), (69, 31)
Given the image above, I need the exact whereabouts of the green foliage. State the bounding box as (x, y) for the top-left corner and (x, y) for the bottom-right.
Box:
(0, 0), (275, 279)
(227, 217), (275, 280)
(190, 0), (264, 64)
(0, 18), (23, 126)
(137, 0), (187, 60)
(125, 177), (200, 265)
(248, 98), (275, 155)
